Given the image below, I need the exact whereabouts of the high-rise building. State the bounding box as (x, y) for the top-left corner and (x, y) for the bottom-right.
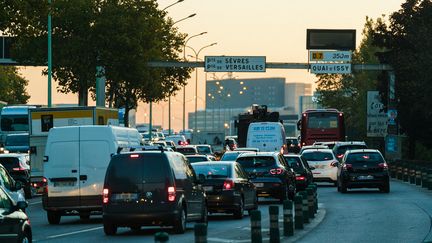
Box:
(285, 83), (312, 114)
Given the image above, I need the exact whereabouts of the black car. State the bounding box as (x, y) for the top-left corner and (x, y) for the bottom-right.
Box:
(0, 153), (32, 198)
(333, 141), (368, 161)
(283, 154), (314, 191)
(176, 146), (198, 155)
(4, 133), (29, 154)
(286, 137), (300, 153)
(191, 161), (258, 219)
(102, 150), (207, 235)
(220, 151), (251, 161)
(337, 149), (390, 193)
(236, 152), (296, 202)
(0, 185), (31, 242)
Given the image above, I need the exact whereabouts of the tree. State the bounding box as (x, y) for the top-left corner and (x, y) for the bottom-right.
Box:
(373, 0), (432, 159)
(316, 17), (385, 140)
(2, 0), (191, 123)
(0, 66), (30, 104)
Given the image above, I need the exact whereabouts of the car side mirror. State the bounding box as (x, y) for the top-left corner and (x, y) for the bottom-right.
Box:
(16, 201), (28, 211)
(14, 180), (23, 191)
(309, 166), (315, 170)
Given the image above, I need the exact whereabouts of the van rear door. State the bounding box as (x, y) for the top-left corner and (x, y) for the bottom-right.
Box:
(44, 128), (80, 207)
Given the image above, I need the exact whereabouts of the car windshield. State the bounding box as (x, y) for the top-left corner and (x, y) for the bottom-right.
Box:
(302, 151), (333, 161)
(196, 146), (211, 154)
(187, 156), (209, 163)
(5, 135), (29, 146)
(236, 156), (276, 168)
(0, 157), (20, 171)
(307, 112), (339, 129)
(0, 115), (29, 132)
(346, 152), (384, 164)
(336, 145), (367, 155)
(192, 164), (231, 178)
(284, 156), (303, 172)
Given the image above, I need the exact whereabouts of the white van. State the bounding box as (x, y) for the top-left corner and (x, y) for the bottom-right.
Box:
(42, 125), (141, 224)
(246, 122), (287, 153)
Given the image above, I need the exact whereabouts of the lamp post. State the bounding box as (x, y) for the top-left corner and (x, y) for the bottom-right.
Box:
(162, 0), (184, 11)
(186, 42), (217, 133)
(181, 31), (207, 133)
(47, 0), (52, 107)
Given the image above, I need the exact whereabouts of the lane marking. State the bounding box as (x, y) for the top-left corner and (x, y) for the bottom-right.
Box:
(46, 226), (103, 239)
(29, 200), (42, 205)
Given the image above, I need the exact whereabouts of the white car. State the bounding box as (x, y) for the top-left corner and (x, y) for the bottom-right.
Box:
(0, 163), (26, 203)
(301, 148), (338, 185)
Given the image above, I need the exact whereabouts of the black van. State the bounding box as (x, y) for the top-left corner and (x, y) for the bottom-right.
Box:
(102, 151), (207, 235)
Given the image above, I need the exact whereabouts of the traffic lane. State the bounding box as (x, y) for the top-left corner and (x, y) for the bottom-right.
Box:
(299, 180), (431, 243)
(29, 200), (282, 242)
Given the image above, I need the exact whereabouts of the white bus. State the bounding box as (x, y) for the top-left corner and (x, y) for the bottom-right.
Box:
(0, 105), (36, 145)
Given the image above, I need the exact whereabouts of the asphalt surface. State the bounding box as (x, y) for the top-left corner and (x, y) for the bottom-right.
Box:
(25, 179), (432, 242)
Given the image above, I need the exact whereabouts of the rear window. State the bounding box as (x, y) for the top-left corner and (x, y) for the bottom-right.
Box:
(187, 156), (209, 163)
(346, 152), (384, 164)
(221, 152), (241, 161)
(284, 156), (303, 171)
(302, 152), (334, 161)
(286, 139), (298, 145)
(5, 135), (29, 146)
(192, 164), (231, 178)
(177, 147), (196, 155)
(336, 145), (367, 155)
(236, 156), (276, 168)
(0, 157), (20, 171)
(106, 153), (169, 185)
(196, 146), (211, 154)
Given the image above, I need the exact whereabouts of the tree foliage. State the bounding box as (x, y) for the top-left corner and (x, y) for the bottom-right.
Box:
(2, 0), (191, 125)
(373, 0), (432, 158)
(316, 17), (385, 140)
(0, 66), (30, 104)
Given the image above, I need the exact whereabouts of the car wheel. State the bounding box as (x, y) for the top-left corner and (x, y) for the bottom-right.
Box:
(19, 229), (31, 243)
(174, 207), (187, 234)
(340, 183), (347, 193)
(198, 204), (208, 224)
(233, 198), (244, 219)
(333, 181), (338, 187)
(103, 221), (117, 235)
(47, 210), (61, 225)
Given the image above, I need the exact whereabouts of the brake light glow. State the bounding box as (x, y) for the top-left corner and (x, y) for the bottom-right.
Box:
(130, 154), (139, 158)
(223, 180), (234, 190)
(337, 154), (344, 159)
(42, 177), (47, 183)
(296, 176), (306, 181)
(269, 168), (284, 175)
(103, 188), (109, 204)
(378, 163), (388, 169)
(168, 186), (176, 201)
(13, 167), (25, 171)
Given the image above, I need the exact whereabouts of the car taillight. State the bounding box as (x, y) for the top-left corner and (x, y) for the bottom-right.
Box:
(296, 176), (306, 181)
(130, 154), (139, 158)
(269, 168), (284, 175)
(168, 186), (176, 201)
(378, 163), (388, 170)
(13, 167), (25, 171)
(103, 188), (109, 204)
(223, 180), (234, 190)
(43, 177), (47, 183)
(343, 163), (353, 170)
(337, 154), (344, 159)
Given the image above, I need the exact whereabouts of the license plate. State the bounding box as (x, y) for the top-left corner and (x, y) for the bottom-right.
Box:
(358, 175), (374, 180)
(113, 193), (138, 201)
(254, 183), (264, 188)
(203, 186), (213, 192)
(53, 181), (75, 187)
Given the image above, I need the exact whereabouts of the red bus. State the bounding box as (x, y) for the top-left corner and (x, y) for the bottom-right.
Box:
(297, 109), (345, 146)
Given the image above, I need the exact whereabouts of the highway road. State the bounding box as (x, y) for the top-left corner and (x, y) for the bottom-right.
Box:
(26, 179), (432, 242)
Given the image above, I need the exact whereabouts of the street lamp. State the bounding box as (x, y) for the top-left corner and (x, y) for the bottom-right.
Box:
(186, 42), (217, 133)
(162, 0), (184, 11)
(181, 31), (207, 133)
(173, 13), (196, 25)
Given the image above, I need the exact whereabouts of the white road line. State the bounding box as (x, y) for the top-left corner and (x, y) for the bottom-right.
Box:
(46, 226), (103, 239)
(28, 200), (42, 205)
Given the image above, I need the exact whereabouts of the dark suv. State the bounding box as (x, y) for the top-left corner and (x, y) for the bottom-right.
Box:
(102, 150), (207, 235)
(337, 149), (390, 193)
(0, 153), (31, 198)
(236, 152), (296, 202)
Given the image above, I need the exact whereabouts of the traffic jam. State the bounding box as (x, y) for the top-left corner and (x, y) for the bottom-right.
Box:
(0, 105), (392, 242)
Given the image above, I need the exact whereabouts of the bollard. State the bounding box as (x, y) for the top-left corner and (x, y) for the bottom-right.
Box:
(309, 184), (318, 213)
(269, 206), (280, 243)
(415, 167), (422, 186)
(409, 166), (416, 184)
(306, 188), (315, 219)
(396, 164), (403, 180)
(299, 192), (309, 224)
(402, 165), (409, 182)
(154, 231), (169, 243)
(283, 200), (294, 237)
(427, 170), (432, 190)
(389, 162), (397, 178)
(422, 168), (428, 188)
(294, 195), (304, 230)
(250, 210), (262, 243)
(194, 223), (207, 243)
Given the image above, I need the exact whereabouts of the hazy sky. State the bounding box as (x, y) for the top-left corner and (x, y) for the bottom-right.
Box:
(20, 0), (406, 131)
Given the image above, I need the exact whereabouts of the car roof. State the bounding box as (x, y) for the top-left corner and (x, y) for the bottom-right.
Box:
(345, 149), (381, 154)
(237, 151), (279, 158)
(334, 141), (366, 146)
(302, 145), (328, 149)
(191, 161), (237, 166)
(0, 153), (27, 158)
(301, 148), (334, 153)
(283, 154), (301, 158)
(186, 154), (207, 157)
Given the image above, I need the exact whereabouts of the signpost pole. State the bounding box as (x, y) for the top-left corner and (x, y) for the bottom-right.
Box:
(47, 0), (52, 107)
